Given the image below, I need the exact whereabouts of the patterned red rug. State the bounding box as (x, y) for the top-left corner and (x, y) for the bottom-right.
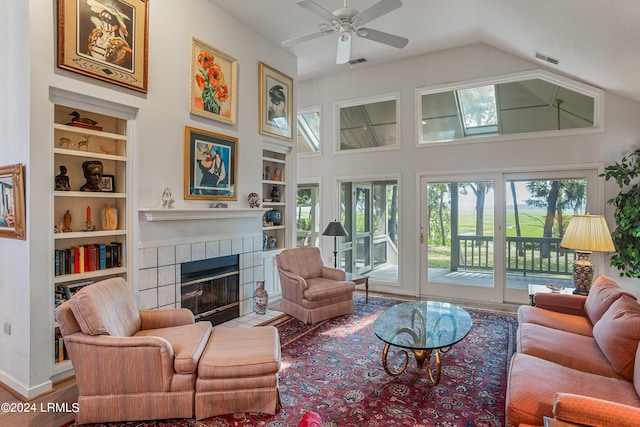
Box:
(68, 295), (517, 427)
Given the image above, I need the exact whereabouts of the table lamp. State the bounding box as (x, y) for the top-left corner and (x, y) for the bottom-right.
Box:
(322, 220), (349, 268)
(560, 214), (615, 295)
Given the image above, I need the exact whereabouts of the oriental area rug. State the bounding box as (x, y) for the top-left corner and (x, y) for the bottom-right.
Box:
(67, 295), (517, 427)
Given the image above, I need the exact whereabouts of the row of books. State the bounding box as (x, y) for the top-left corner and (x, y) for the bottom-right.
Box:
(54, 242), (122, 276)
(54, 329), (68, 364)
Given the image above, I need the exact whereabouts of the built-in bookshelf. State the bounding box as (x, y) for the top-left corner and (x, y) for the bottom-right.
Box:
(51, 103), (130, 378)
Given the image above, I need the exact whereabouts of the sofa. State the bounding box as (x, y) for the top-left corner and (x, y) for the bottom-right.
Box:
(55, 277), (281, 424)
(506, 276), (640, 427)
(276, 247), (356, 324)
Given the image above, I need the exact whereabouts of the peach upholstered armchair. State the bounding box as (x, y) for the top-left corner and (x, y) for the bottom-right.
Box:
(55, 277), (212, 425)
(276, 247), (356, 324)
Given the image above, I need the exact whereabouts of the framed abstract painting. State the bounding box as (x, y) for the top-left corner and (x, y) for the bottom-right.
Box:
(259, 62), (293, 141)
(190, 38), (238, 125)
(184, 126), (237, 201)
(57, 0), (150, 93)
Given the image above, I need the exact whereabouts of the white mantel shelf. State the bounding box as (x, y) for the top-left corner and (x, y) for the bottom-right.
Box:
(139, 208), (267, 221)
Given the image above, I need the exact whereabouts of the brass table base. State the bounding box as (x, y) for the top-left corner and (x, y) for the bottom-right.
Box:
(381, 343), (453, 386)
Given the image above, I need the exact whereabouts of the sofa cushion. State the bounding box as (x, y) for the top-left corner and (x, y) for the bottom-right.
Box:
(517, 323), (620, 378)
(304, 278), (356, 301)
(506, 353), (640, 427)
(593, 295), (640, 380)
(584, 276), (635, 325)
(70, 277), (141, 337)
(518, 305), (593, 337)
(135, 321), (212, 374)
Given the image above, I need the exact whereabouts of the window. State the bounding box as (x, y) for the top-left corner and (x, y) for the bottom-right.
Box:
(297, 107), (320, 154)
(417, 70), (603, 144)
(339, 179), (399, 281)
(337, 95), (399, 152)
(296, 182), (320, 247)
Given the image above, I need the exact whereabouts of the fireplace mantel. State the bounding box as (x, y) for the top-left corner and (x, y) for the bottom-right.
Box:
(139, 208), (267, 221)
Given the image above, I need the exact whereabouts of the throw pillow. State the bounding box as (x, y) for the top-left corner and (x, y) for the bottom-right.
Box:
(593, 295), (640, 380)
(298, 411), (322, 427)
(585, 276), (635, 325)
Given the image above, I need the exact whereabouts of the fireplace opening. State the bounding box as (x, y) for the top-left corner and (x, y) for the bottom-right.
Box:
(181, 255), (239, 326)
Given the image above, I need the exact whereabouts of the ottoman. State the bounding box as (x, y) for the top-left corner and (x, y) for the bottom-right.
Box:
(195, 325), (281, 419)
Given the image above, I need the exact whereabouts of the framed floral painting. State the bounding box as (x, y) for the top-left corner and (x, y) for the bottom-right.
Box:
(57, 0), (149, 93)
(259, 62), (293, 141)
(184, 126), (237, 201)
(0, 164), (26, 240)
(190, 38), (238, 125)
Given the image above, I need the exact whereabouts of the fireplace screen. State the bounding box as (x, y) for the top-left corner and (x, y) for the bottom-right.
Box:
(181, 255), (239, 325)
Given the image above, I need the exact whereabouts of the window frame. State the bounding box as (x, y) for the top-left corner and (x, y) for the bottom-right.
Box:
(415, 69), (605, 147)
(297, 105), (322, 156)
(335, 92), (401, 154)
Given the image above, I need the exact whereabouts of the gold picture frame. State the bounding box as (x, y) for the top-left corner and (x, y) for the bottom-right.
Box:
(0, 164), (26, 240)
(57, 0), (150, 93)
(190, 38), (238, 125)
(184, 126), (237, 201)
(259, 62), (293, 141)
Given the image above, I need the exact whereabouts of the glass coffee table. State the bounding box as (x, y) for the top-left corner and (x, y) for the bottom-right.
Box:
(373, 301), (472, 385)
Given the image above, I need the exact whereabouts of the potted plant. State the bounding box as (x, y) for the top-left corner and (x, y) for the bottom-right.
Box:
(600, 148), (640, 278)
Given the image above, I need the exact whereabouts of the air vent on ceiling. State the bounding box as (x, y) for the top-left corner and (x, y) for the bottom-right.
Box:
(348, 58), (367, 65)
(535, 52), (559, 65)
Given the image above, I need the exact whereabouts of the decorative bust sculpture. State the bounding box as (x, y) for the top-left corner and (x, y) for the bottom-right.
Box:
(79, 160), (103, 192)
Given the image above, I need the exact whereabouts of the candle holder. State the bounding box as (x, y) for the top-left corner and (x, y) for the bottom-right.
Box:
(83, 221), (96, 232)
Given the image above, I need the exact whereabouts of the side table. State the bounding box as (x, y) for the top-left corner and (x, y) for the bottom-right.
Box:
(528, 284), (575, 306)
(346, 272), (369, 303)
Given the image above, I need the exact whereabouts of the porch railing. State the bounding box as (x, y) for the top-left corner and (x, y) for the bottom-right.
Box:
(453, 235), (575, 276)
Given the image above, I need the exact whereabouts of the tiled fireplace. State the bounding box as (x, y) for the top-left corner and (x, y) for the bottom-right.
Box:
(137, 233), (264, 318)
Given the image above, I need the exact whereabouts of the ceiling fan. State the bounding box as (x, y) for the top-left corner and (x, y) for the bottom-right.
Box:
(282, 0), (408, 65)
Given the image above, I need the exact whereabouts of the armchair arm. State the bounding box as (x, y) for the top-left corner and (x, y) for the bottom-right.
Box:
(278, 269), (307, 304)
(139, 308), (194, 330)
(533, 293), (587, 316)
(553, 393), (640, 427)
(321, 266), (347, 281)
(63, 332), (176, 395)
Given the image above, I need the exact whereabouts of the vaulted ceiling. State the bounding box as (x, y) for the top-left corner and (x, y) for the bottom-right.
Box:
(209, 0), (640, 103)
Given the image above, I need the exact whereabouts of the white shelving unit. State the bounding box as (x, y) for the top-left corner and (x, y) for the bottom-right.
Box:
(52, 104), (130, 378)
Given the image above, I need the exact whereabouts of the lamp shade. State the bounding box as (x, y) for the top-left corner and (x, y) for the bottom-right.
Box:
(322, 221), (349, 237)
(560, 214), (615, 253)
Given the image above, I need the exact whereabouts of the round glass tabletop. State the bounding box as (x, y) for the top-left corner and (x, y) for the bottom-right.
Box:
(374, 301), (472, 351)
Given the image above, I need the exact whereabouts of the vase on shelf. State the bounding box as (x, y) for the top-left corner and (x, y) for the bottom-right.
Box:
(270, 186), (280, 202)
(268, 235), (277, 249)
(265, 209), (282, 225)
(101, 203), (118, 230)
(253, 280), (268, 315)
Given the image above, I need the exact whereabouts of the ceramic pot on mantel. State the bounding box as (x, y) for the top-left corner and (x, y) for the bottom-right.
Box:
(254, 280), (268, 315)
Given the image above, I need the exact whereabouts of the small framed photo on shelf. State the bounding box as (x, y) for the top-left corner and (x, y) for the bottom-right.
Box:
(0, 163), (26, 240)
(56, 0), (150, 93)
(190, 38), (238, 125)
(259, 62), (293, 141)
(100, 175), (115, 192)
(184, 126), (237, 201)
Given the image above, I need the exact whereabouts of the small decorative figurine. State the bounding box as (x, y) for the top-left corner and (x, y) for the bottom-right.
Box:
(160, 187), (175, 208)
(67, 111), (102, 131)
(79, 160), (103, 192)
(264, 165), (272, 180)
(274, 168), (281, 181)
(57, 137), (71, 148)
(63, 210), (72, 232)
(77, 136), (90, 151)
(55, 165), (71, 191)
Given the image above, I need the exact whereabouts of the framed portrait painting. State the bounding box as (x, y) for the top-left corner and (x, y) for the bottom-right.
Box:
(184, 126), (237, 201)
(57, 0), (150, 93)
(0, 164), (26, 240)
(190, 38), (238, 125)
(100, 174), (115, 192)
(259, 62), (293, 141)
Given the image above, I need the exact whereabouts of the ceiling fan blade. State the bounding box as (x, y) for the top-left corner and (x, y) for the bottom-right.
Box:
(357, 27), (408, 49)
(353, 0), (403, 26)
(296, 0), (338, 23)
(282, 28), (335, 47)
(336, 33), (352, 64)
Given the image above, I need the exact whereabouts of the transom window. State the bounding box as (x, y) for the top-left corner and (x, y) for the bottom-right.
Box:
(297, 108), (320, 154)
(337, 95), (399, 152)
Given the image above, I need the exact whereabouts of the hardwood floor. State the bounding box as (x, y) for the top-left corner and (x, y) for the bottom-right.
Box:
(0, 377), (78, 427)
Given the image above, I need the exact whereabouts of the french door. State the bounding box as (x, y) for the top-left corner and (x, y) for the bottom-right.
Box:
(420, 168), (600, 304)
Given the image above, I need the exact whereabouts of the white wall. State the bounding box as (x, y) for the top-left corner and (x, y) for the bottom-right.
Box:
(297, 43), (640, 298)
(0, 0), (295, 398)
